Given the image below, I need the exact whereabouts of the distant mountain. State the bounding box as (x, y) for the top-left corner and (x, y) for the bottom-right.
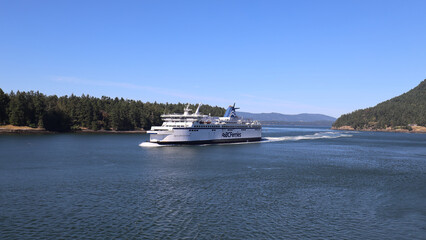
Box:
(333, 79), (426, 132)
(238, 112), (336, 126)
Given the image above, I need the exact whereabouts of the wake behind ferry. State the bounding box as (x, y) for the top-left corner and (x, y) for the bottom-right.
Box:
(147, 104), (262, 144)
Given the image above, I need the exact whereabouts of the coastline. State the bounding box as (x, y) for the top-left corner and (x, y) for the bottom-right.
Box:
(0, 125), (147, 134)
(332, 125), (426, 133)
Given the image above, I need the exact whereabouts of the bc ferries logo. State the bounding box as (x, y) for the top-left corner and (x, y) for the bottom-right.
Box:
(222, 132), (241, 138)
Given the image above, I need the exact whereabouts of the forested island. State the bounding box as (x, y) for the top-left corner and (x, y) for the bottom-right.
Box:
(0, 88), (225, 132)
(332, 79), (426, 132)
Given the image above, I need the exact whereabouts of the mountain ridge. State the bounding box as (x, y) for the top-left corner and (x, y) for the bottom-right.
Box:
(238, 111), (336, 124)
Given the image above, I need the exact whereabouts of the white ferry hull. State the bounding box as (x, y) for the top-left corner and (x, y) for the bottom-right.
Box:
(149, 128), (262, 144)
(147, 103), (262, 145)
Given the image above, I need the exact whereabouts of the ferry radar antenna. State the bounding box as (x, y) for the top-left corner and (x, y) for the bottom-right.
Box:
(233, 103), (240, 110)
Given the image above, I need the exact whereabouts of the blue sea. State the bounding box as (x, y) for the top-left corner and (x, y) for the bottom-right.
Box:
(1, 127), (425, 239)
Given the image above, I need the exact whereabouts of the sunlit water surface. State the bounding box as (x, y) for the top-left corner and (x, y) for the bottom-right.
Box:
(1, 127), (425, 239)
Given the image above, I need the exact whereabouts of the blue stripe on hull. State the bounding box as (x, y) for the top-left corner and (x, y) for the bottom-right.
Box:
(153, 137), (262, 145)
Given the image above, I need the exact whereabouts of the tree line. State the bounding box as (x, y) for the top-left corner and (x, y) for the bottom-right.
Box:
(333, 79), (426, 130)
(0, 88), (225, 132)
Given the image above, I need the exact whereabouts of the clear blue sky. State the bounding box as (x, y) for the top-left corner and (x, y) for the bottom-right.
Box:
(1, 0), (425, 117)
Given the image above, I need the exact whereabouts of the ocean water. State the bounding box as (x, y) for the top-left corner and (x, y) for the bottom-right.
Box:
(1, 127), (425, 239)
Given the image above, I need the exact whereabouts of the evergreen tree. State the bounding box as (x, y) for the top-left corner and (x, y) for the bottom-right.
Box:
(34, 91), (46, 127)
(8, 91), (27, 126)
(0, 88), (10, 124)
(42, 108), (71, 132)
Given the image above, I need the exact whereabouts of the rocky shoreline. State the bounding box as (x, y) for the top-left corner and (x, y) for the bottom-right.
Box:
(332, 125), (426, 133)
(0, 125), (147, 134)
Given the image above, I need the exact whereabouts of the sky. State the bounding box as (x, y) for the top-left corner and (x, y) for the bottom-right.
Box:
(0, 0), (425, 117)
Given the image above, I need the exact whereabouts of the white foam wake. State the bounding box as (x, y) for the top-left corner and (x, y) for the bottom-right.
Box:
(264, 132), (352, 143)
(139, 142), (164, 147)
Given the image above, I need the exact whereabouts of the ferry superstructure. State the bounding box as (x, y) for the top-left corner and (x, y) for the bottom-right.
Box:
(147, 104), (262, 144)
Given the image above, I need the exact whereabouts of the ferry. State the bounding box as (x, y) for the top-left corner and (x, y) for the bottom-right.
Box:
(147, 104), (262, 144)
